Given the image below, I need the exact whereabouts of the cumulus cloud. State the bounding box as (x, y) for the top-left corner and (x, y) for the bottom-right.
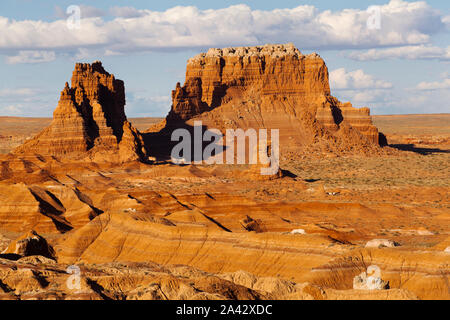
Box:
(126, 92), (171, 117)
(329, 68), (394, 109)
(0, 88), (38, 97)
(443, 15), (450, 29)
(79, 5), (106, 18)
(330, 68), (393, 90)
(55, 5), (105, 19)
(0, 85), (56, 116)
(0, 104), (23, 115)
(335, 88), (394, 107)
(381, 88), (450, 114)
(6, 51), (56, 64)
(109, 6), (146, 18)
(415, 78), (450, 90)
(0, 0), (447, 63)
(347, 45), (450, 61)
(347, 72), (450, 114)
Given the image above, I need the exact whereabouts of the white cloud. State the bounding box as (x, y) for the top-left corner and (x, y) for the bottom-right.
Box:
(415, 78), (450, 90)
(347, 45), (450, 61)
(0, 104), (24, 115)
(0, 86), (56, 116)
(144, 95), (171, 103)
(443, 15), (450, 29)
(79, 5), (106, 18)
(330, 68), (393, 90)
(125, 92), (171, 117)
(0, 88), (38, 97)
(6, 51), (56, 64)
(381, 88), (450, 114)
(0, 0), (447, 63)
(334, 88), (394, 107)
(368, 72), (450, 114)
(329, 68), (394, 109)
(54, 5), (105, 18)
(333, 86), (450, 115)
(109, 6), (146, 18)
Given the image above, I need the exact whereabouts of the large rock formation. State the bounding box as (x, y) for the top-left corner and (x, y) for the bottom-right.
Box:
(14, 61), (147, 162)
(162, 44), (386, 155)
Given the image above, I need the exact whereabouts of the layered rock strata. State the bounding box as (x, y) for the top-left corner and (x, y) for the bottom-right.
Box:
(164, 44), (385, 152)
(14, 61), (147, 162)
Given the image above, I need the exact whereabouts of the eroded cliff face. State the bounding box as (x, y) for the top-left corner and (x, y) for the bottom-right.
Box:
(166, 44), (385, 151)
(13, 61), (147, 162)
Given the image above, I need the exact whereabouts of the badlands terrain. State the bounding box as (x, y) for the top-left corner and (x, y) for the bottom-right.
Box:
(0, 44), (448, 300)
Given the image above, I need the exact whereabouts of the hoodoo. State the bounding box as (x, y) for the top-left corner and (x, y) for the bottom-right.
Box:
(164, 43), (386, 155)
(14, 61), (147, 162)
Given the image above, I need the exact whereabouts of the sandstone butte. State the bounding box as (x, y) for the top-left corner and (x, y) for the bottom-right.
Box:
(13, 61), (147, 162)
(147, 43), (387, 158)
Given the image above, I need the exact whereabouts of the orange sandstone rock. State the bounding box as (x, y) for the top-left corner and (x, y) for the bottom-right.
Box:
(164, 44), (385, 155)
(13, 61), (147, 162)
(1, 230), (55, 260)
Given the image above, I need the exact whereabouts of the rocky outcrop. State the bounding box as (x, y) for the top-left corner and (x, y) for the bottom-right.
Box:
(164, 44), (385, 155)
(0, 182), (102, 234)
(0, 258), (267, 300)
(353, 266), (389, 290)
(13, 61), (147, 162)
(290, 229), (306, 235)
(0, 233), (10, 252)
(1, 230), (55, 260)
(365, 239), (400, 248)
(168, 44), (330, 121)
(245, 138), (282, 180)
(239, 215), (263, 232)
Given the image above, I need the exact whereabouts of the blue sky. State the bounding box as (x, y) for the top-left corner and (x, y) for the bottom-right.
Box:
(0, 0), (449, 117)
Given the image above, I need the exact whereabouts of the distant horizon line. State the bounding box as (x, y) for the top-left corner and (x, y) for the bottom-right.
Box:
(0, 113), (449, 119)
